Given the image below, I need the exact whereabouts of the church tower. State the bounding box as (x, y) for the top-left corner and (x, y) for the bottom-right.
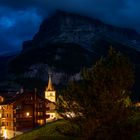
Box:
(45, 73), (56, 103)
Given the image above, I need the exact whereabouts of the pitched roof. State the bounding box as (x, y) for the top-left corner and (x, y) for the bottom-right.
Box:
(46, 74), (54, 91)
(0, 90), (52, 105)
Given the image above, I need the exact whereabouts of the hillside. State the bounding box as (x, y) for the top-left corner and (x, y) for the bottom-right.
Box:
(12, 120), (77, 140)
(10, 114), (140, 140)
(0, 54), (18, 81)
(10, 42), (98, 74)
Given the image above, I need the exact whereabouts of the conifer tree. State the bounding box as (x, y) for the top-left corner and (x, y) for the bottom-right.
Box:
(57, 48), (135, 139)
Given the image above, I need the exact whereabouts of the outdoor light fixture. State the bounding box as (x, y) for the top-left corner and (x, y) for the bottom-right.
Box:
(26, 112), (29, 117)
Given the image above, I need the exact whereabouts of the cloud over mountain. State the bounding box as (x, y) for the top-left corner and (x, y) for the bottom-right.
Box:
(0, 0), (140, 53)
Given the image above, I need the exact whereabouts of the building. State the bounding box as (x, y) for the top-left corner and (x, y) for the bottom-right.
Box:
(0, 74), (57, 139)
(45, 73), (56, 121)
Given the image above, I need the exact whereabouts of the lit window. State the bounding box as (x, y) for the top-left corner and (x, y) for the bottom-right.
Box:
(38, 112), (43, 116)
(0, 96), (4, 102)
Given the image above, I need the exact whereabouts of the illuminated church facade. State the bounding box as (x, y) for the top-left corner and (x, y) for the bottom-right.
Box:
(45, 73), (56, 121)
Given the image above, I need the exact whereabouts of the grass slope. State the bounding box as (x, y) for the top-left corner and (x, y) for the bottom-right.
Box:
(12, 120), (76, 140)
(9, 113), (140, 140)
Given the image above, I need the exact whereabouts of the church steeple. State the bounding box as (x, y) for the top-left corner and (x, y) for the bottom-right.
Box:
(45, 73), (57, 121)
(46, 73), (53, 91)
(45, 73), (56, 103)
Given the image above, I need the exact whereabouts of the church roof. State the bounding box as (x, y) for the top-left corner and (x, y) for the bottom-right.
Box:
(46, 74), (54, 91)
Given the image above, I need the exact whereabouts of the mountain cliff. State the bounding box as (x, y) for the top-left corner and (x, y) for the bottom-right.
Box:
(9, 11), (140, 99)
(22, 11), (140, 52)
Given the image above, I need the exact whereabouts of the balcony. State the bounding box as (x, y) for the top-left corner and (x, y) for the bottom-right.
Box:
(1, 118), (13, 121)
(15, 117), (33, 122)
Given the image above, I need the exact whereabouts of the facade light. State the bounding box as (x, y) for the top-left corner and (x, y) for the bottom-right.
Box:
(26, 112), (29, 117)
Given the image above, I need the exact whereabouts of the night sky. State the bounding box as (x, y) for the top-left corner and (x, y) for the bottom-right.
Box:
(0, 0), (140, 54)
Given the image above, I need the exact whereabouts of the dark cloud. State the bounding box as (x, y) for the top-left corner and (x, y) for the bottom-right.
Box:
(0, 0), (140, 54)
(0, 7), (42, 53)
(51, 0), (140, 31)
(0, 0), (44, 9)
(0, 0), (53, 16)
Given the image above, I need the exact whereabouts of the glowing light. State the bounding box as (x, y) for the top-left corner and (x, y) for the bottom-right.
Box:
(135, 102), (140, 107)
(37, 119), (44, 125)
(4, 128), (7, 139)
(26, 112), (29, 117)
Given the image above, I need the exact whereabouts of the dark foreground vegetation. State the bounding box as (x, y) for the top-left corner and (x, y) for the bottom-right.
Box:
(11, 114), (140, 140)
(57, 48), (140, 140)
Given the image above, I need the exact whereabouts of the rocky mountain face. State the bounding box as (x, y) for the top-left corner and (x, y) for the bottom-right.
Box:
(0, 56), (11, 80)
(22, 11), (140, 52)
(8, 11), (140, 99)
(0, 54), (18, 81)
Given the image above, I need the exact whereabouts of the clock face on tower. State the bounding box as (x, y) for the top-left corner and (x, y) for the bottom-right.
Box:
(45, 91), (56, 102)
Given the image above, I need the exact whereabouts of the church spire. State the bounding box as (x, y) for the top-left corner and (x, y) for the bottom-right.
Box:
(46, 73), (54, 91)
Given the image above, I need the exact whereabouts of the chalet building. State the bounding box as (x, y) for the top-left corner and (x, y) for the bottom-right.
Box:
(0, 74), (56, 139)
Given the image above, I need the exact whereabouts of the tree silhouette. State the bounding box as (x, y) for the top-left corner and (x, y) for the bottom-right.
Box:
(57, 48), (135, 140)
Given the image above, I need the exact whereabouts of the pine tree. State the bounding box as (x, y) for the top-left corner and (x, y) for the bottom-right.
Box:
(57, 48), (135, 139)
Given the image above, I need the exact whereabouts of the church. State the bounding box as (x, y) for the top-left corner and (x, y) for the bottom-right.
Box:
(0, 73), (56, 139)
(45, 73), (57, 121)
